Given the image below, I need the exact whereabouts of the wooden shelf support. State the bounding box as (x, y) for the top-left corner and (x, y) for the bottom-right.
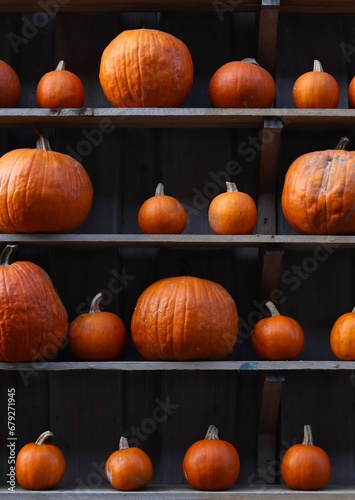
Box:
(256, 0), (281, 74)
(257, 118), (283, 236)
(257, 371), (285, 484)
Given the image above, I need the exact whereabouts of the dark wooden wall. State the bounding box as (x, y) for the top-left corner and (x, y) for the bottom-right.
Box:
(0, 9), (355, 489)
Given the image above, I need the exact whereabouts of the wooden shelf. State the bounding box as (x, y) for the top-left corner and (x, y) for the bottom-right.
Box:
(1, 360), (354, 371)
(1, 485), (354, 498)
(0, 234), (354, 248)
(0, 0), (354, 13)
(1, 108), (355, 129)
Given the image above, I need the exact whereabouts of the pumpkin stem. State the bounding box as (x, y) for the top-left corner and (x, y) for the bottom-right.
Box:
(205, 425), (220, 440)
(155, 183), (165, 196)
(241, 58), (260, 66)
(36, 430), (54, 446)
(36, 135), (52, 152)
(226, 181), (238, 193)
(313, 60), (323, 72)
(302, 425), (314, 446)
(55, 60), (65, 71)
(119, 436), (130, 450)
(89, 293), (103, 313)
(352, 306), (355, 313)
(0, 245), (18, 266)
(335, 137), (350, 150)
(265, 301), (280, 317)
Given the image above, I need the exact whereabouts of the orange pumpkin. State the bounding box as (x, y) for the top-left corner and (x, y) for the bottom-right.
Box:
(105, 436), (153, 491)
(131, 275), (238, 360)
(15, 431), (66, 490)
(281, 137), (355, 234)
(183, 425), (240, 491)
(208, 58), (276, 108)
(208, 181), (257, 234)
(36, 60), (85, 108)
(0, 245), (68, 362)
(250, 301), (304, 360)
(0, 60), (21, 107)
(330, 306), (355, 360)
(68, 292), (126, 360)
(348, 76), (355, 108)
(138, 183), (188, 234)
(281, 425), (331, 490)
(292, 60), (339, 108)
(0, 135), (93, 233)
(99, 28), (193, 107)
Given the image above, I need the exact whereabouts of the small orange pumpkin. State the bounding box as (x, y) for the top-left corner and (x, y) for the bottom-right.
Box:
(208, 181), (257, 234)
(348, 76), (355, 108)
(0, 245), (68, 363)
(105, 436), (153, 491)
(68, 292), (126, 360)
(0, 135), (93, 233)
(0, 60), (21, 107)
(292, 60), (339, 108)
(183, 425), (240, 491)
(15, 431), (66, 490)
(281, 425), (331, 490)
(99, 28), (193, 108)
(36, 60), (85, 108)
(281, 137), (355, 235)
(250, 301), (305, 360)
(330, 306), (355, 360)
(131, 275), (238, 361)
(138, 183), (188, 234)
(208, 58), (276, 108)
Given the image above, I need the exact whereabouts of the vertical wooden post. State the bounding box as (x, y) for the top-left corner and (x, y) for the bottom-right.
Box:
(256, 0), (280, 75)
(257, 372), (284, 484)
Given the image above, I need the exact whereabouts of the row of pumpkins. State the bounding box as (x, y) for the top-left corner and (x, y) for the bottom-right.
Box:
(0, 28), (354, 109)
(0, 133), (354, 235)
(0, 243), (353, 363)
(16, 424), (331, 492)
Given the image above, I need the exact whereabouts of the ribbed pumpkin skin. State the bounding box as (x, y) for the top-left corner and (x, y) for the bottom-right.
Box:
(183, 438), (240, 491)
(36, 67), (85, 108)
(131, 276), (238, 360)
(281, 444), (331, 490)
(281, 148), (355, 234)
(0, 256), (68, 362)
(292, 71), (339, 108)
(0, 142), (93, 233)
(99, 28), (193, 107)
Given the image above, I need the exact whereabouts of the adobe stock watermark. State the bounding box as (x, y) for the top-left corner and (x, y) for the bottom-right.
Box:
(227, 243), (338, 349)
(213, 0), (243, 22)
(184, 127), (276, 221)
(7, 0), (70, 54)
(17, 266), (135, 386)
(74, 396), (179, 491)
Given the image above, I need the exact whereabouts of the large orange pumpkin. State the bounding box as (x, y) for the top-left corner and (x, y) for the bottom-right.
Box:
(99, 28), (193, 107)
(281, 425), (331, 490)
(292, 60), (339, 109)
(183, 425), (240, 491)
(330, 306), (355, 360)
(0, 245), (68, 362)
(105, 436), (153, 491)
(281, 137), (355, 234)
(36, 60), (85, 108)
(0, 135), (93, 233)
(131, 276), (238, 360)
(0, 60), (21, 107)
(208, 58), (276, 108)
